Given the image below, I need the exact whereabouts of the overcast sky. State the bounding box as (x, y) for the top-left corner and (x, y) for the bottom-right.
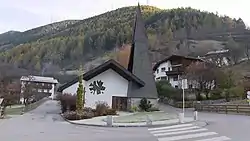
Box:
(0, 0), (248, 33)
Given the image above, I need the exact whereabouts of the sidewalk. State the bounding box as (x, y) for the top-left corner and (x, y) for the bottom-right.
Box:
(62, 115), (196, 127)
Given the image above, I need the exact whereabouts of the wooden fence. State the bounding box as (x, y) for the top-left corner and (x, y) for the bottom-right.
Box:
(195, 104), (250, 115)
(161, 97), (242, 108)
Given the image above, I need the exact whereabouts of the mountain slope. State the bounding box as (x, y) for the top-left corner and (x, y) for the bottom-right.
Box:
(0, 20), (80, 49)
(0, 6), (246, 72)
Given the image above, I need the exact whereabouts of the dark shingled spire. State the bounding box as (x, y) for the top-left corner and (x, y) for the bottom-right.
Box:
(127, 4), (158, 99)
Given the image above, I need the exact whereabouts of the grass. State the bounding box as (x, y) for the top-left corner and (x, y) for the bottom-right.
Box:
(113, 111), (177, 123)
(5, 98), (48, 115)
(23, 98), (48, 113)
(6, 105), (25, 115)
(225, 99), (249, 105)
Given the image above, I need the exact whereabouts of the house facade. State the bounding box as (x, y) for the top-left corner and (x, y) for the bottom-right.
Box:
(20, 75), (58, 103)
(153, 55), (203, 89)
(58, 60), (154, 110)
(201, 49), (230, 67)
(57, 5), (158, 111)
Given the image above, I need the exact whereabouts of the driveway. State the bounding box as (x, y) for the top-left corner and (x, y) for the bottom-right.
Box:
(0, 100), (156, 141)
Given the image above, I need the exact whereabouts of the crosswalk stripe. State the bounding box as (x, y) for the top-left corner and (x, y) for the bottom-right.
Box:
(150, 126), (200, 134)
(193, 136), (231, 141)
(158, 132), (218, 141)
(148, 124), (193, 131)
(154, 128), (208, 137)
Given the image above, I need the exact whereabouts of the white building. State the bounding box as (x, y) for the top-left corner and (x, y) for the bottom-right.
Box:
(57, 60), (158, 110)
(153, 55), (203, 89)
(202, 49), (230, 67)
(20, 75), (58, 103)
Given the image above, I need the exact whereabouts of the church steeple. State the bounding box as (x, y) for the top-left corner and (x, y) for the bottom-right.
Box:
(128, 3), (149, 72)
(127, 4), (158, 99)
(132, 3), (148, 43)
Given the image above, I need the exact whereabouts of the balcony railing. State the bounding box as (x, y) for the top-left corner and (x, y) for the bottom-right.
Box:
(166, 66), (184, 75)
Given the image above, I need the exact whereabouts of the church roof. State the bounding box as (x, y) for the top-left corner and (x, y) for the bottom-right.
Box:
(57, 59), (145, 92)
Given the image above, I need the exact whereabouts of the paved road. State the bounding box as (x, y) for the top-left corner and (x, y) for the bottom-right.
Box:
(159, 104), (250, 141)
(1, 101), (249, 141)
(0, 100), (155, 141)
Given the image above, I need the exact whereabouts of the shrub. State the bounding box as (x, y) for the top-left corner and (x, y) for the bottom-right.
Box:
(139, 98), (152, 112)
(129, 105), (139, 112)
(106, 108), (117, 115)
(210, 88), (223, 100)
(148, 107), (160, 112)
(59, 93), (76, 113)
(63, 111), (94, 120)
(228, 86), (245, 99)
(95, 101), (109, 116)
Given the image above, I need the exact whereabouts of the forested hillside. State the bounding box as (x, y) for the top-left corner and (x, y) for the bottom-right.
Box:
(0, 6), (246, 73)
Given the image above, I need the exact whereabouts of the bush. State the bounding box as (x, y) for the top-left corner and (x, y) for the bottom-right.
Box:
(95, 101), (109, 116)
(148, 107), (160, 112)
(156, 80), (182, 101)
(139, 98), (152, 112)
(106, 109), (117, 115)
(129, 105), (139, 112)
(63, 111), (94, 120)
(59, 93), (76, 113)
(210, 88), (223, 100)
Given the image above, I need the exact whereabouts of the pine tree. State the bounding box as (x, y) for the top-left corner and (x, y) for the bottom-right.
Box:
(76, 65), (84, 113)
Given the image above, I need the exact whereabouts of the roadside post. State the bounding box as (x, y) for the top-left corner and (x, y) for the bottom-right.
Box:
(194, 111), (198, 121)
(146, 115), (152, 126)
(0, 98), (4, 117)
(247, 91), (250, 105)
(106, 115), (113, 127)
(0, 98), (3, 105)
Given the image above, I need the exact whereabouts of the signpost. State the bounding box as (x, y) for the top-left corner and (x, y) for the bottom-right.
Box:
(181, 79), (186, 115)
(178, 79), (186, 123)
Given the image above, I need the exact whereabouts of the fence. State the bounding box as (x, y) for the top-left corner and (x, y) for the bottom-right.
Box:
(195, 104), (250, 115)
(161, 97), (242, 108)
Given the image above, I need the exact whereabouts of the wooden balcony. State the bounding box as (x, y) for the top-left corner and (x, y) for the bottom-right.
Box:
(165, 66), (184, 76)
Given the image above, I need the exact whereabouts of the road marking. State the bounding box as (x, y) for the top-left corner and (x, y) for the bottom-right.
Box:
(193, 136), (231, 141)
(148, 124), (231, 141)
(150, 126), (200, 134)
(148, 123), (193, 131)
(154, 128), (208, 137)
(158, 132), (217, 141)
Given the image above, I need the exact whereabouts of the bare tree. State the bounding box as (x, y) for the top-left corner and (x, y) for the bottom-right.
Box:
(21, 76), (35, 106)
(225, 37), (243, 64)
(0, 75), (20, 117)
(185, 62), (217, 100)
(244, 43), (250, 60)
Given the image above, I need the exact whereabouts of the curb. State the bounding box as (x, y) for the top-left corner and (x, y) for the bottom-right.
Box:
(60, 114), (205, 128)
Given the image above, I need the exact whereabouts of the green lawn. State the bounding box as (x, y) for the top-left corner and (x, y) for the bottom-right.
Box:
(6, 105), (25, 115)
(5, 98), (48, 115)
(225, 99), (249, 105)
(113, 111), (177, 123)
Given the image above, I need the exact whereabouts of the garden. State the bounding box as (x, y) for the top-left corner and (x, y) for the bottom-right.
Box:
(59, 93), (161, 121)
(59, 93), (117, 120)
